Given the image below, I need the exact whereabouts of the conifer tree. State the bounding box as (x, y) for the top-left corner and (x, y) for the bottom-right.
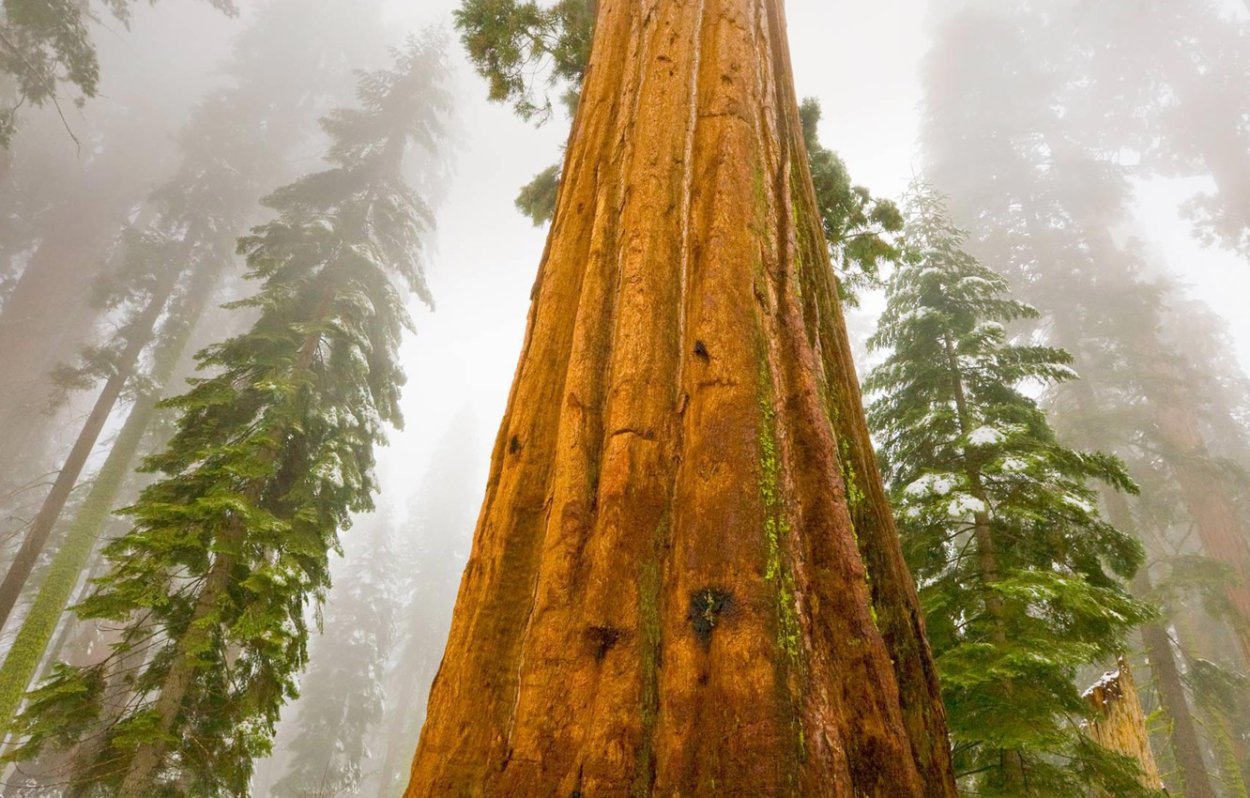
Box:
(0, 0), (389, 744)
(922, 4), (1250, 791)
(3, 35), (449, 795)
(866, 185), (1156, 796)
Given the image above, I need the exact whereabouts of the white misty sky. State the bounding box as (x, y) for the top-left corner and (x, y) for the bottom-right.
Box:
(378, 0), (1250, 512)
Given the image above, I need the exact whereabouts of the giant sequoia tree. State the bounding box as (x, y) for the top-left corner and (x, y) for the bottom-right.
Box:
(406, 2), (956, 795)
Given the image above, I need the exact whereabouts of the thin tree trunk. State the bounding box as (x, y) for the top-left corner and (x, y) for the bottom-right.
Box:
(406, 1), (954, 795)
(118, 538), (240, 794)
(1138, 615), (1217, 798)
(0, 262), (212, 739)
(942, 332), (1025, 789)
(0, 264), (180, 632)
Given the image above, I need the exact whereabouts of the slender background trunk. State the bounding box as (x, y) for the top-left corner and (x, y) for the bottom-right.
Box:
(0, 260), (213, 742)
(0, 264), (180, 631)
(1103, 491), (1218, 798)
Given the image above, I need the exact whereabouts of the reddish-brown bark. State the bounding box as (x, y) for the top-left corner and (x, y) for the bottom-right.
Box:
(1083, 659), (1165, 792)
(405, 1), (954, 796)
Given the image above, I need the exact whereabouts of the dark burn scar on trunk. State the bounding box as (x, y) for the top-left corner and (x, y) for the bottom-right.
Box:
(687, 587), (734, 647)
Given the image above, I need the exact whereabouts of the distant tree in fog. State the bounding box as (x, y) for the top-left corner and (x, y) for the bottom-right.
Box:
(0, 0), (391, 757)
(273, 517), (400, 798)
(0, 0), (237, 147)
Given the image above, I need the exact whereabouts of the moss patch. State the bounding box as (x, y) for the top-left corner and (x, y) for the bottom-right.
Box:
(756, 357), (801, 664)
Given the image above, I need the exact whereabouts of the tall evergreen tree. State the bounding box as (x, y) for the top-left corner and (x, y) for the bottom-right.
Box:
(922, 2), (1250, 791)
(3, 35), (450, 795)
(866, 185), (1155, 796)
(0, 0), (390, 746)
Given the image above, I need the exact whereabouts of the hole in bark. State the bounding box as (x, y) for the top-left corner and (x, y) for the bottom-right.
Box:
(585, 625), (624, 661)
(509, 435), (523, 455)
(687, 587), (734, 647)
(693, 340), (710, 361)
(697, 670), (709, 686)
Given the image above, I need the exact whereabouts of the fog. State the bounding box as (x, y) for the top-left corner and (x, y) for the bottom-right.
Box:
(1, 0), (1248, 795)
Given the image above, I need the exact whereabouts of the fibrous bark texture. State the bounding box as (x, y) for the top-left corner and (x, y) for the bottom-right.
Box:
(405, 2), (954, 796)
(1083, 659), (1166, 792)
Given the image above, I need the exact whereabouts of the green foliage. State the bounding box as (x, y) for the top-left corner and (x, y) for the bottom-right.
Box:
(5, 35), (449, 795)
(866, 183), (1157, 797)
(0, 0), (236, 147)
(799, 98), (903, 305)
(453, 0), (593, 123)
(515, 163), (562, 226)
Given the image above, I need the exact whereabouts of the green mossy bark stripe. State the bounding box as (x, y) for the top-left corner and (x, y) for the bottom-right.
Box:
(0, 394), (157, 740)
(0, 274), (208, 744)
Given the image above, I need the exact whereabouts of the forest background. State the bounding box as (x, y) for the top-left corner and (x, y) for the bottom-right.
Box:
(0, 0), (1247, 794)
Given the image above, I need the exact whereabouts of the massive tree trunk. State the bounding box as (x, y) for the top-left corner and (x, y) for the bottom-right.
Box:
(406, 2), (955, 796)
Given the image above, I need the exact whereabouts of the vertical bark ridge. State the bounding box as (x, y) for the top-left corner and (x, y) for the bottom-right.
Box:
(406, 2), (954, 795)
(764, 3), (956, 788)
